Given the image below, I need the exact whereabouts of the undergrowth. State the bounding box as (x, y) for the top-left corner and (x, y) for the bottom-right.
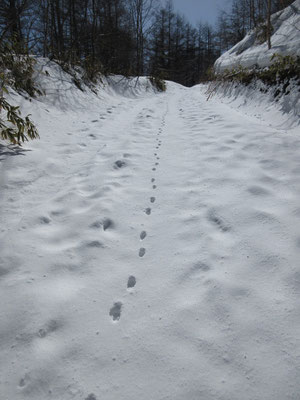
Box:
(207, 54), (300, 99)
(0, 95), (39, 144)
(149, 75), (166, 92)
(0, 40), (39, 144)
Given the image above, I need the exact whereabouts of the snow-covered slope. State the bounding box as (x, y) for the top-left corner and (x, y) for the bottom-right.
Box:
(1, 61), (300, 400)
(32, 58), (157, 111)
(215, 0), (300, 73)
(204, 77), (300, 129)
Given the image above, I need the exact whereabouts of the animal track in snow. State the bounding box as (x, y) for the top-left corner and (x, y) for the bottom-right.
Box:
(90, 220), (103, 229)
(152, 168), (156, 171)
(86, 240), (104, 248)
(192, 262), (211, 272)
(85, 394), (97, 400)
(208, 209), (230, 232)
(139, 248), (146, 257)
(150, 197), (156, 203)
(0, 266), (9, 277)
(50, 209), (66, 217)
(247, 185), (270, 196)
(145, 208), (151, 215)
(18, 374), (30, 388)
(153, 185), (157, 189)
(155, 162), (159, 166)
(19, 378), (26, 388)
(90, 218), (114, 231)
(182, 262), (211, 281)
(127, 276), (136, 288)
(140, 231), (147, 240)
(109, 302), (122, 321)
(114, 160), (126, 169)
(39, 216), (51, 224)
(151, 178), (155, 183)
(37, 319), (61, 338)
(102, 218), (114, 231)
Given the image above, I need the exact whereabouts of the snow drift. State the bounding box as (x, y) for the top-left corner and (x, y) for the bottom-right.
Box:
(204, 77), (300, 129)
(31, 58), (158, 110)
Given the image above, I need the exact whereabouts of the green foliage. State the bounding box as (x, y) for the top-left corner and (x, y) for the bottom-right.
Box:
(149, 76), (166, 92)
(203, 67), (217, 82)
(266, 54), (300, 83)
(0, 39), (39, 144)
(208, 54), (300, 100)
(0, 96), (39, 145)
(215, 55), (300, 88)
(0, 40), (40, 97)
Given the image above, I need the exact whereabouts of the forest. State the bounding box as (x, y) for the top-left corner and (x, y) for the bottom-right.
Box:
(0, 0), (295, 87)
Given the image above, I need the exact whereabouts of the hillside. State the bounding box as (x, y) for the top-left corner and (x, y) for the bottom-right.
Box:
(214, 0), (300, 73)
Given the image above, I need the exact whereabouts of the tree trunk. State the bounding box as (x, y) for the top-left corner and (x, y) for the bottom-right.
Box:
(267, 0), (272, 49)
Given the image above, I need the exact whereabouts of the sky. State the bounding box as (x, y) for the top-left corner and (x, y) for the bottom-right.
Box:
(172, 0), (232, 26)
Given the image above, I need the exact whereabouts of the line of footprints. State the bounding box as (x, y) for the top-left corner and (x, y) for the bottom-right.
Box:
(109, 116), (165, 322)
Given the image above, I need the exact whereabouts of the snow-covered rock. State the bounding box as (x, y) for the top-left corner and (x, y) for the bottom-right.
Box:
(214, 0), (300, 73)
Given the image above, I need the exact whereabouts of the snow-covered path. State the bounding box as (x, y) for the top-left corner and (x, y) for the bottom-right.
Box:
(1, 81), (300, 400)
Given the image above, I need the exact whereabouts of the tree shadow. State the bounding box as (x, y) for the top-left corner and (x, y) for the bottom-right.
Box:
(0, 144), (31, 162)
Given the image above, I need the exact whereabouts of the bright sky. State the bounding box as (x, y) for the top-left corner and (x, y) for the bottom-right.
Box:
(172, 0), (232, 26)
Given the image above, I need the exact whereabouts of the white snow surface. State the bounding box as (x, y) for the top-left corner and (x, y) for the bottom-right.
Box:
(1, 62), (300, 400)
(214, 0), (300, 73)
(204, 78), (300, 130)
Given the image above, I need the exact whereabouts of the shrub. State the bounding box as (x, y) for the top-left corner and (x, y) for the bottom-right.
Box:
(0, 39), (39, 144)
(207, 54), (300, 99)
(214, 54), (300, 87)
(82, 57), (104, 85)
(149, 75), (166, 92)
(0, 95), (39, 145)
(0, 40), (41, 97)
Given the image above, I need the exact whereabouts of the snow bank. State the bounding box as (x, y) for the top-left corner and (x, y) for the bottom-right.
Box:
(102, 75), (158, 98)
(31, 58), (158, 112)
(214, 0), (300, 73)
(203, 78), (300, 129)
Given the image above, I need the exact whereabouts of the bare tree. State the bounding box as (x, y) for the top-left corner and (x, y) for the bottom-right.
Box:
(267, 0), (272, 49)
(129, 0), (155, 76)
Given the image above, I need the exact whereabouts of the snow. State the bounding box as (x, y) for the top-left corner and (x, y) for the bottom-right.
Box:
(203, 78), (300, 129)
(1, 61), (300, 400)
(214, 0), (300, 73)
